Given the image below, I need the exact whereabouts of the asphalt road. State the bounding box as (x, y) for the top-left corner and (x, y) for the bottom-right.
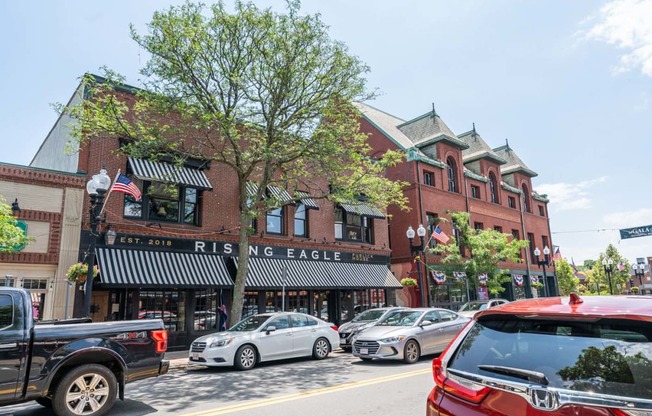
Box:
(1, 349), (435, 416)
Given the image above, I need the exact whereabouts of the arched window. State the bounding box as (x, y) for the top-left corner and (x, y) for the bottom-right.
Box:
(447, 157), (458, 193)
(489, 173), (499, 204)
(521, 184), (531, 213)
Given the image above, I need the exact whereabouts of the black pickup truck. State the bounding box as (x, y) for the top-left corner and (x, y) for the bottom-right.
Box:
(0, 287), (169, 416)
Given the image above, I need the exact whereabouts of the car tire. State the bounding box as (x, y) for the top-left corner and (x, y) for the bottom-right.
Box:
(234, 345), (257, 371)
(403, 340), (420, 364)
(52, 364), (117, 416)
(312, 337), (330, 360)
(35, 397), (52, 408)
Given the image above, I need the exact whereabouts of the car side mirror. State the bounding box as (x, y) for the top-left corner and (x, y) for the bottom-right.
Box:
(420, 320), (433, 327)
(265, 325), (277, 334)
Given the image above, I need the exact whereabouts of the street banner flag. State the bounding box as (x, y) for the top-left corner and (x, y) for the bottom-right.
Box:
(431, 270), (446, 285)
(620, 224), (652, 240)
(113, 174), (142, 201)
(433, 226), (450, 244)
(478, 273), (488, 286)
(552, 246), (562, 262)
(512, 274), (524, 287)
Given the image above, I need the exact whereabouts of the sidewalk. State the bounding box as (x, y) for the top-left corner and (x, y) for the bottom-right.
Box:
(164, 350), (190, 369)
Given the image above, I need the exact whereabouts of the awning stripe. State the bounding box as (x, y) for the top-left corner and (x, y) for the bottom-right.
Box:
(267, 185), (293, 204)
(339, 202), (385, 219)
(128, 157), (213, 190)
(295, 191), (319, 210)
(96, 248), (233, 288)
(243, 257), (401, 289)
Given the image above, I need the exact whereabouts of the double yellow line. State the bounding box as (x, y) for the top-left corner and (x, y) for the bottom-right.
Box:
(180, 367), (431, 415)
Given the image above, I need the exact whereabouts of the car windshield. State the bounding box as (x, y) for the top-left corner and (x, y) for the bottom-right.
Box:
(352, 309), (388, 322)
(459, 302), (487, 312)
(449, 317), (652, 400)
(229, 315), (270, 332)
(377, 310), (422, 326)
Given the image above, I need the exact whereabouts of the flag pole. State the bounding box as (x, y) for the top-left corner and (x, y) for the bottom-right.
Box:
(99, 169), (121, 216)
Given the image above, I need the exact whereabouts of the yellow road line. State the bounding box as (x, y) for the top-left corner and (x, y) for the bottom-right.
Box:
(180, 368), (431, 416)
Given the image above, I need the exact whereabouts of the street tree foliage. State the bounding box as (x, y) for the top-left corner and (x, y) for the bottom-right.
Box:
(582, 244), (629, 295)
(64, 1), (408, 323)
(431, 211), (530, 296)
(0, 197), (31, 252)
(555, 258), (580, 296)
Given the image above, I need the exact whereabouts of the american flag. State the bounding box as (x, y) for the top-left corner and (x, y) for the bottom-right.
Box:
(112, 174), (142, 201)
(433, 225), (450, 244)
(552, 246), (562, 262)
(617, 261), (625, 271)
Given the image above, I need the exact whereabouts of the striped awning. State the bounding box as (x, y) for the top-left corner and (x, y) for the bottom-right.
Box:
(267, 185), (293, 204)
(128, 157), (213, 190)
(339, 202), (385, 219)
(295, 191), (319, 210)
(244, 257), (402, 289)
(96, 248), (233, 288)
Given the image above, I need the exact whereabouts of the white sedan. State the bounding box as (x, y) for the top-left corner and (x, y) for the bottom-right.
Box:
(188, 312), (340, 370)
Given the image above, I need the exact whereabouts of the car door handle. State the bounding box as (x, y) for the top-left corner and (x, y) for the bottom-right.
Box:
(0, 342), (17, 349)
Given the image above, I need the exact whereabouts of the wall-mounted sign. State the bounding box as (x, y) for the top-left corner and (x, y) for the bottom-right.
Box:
(107, 233), (389, 264)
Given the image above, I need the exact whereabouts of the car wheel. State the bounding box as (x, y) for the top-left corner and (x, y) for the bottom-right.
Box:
(312, 337), (330, 360)
(52, 364), (117, 416)
(234, 345), (257, 371)
(35, 397), (52, 408)
(403, 340), (420, 364)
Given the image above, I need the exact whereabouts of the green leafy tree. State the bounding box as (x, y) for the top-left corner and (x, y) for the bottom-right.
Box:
(0, 197), (31, 252)
(431, 211), (530, 297)
(555, 258), (580, 295)
(64, 1), (408, 323)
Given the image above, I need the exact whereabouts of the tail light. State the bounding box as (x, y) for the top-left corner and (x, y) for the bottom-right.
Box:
(432, 320), (490, 404)
(330, 325), (338, 331)
(151, 329), (168, 353)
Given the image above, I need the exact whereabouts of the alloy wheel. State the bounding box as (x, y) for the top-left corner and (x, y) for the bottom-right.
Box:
(65, 373), (111, 415)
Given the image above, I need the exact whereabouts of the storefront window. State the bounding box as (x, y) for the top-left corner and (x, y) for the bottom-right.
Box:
(194, 289), (218, 331)
(139, 289), (186, 332)
(242, 291), (259, 318)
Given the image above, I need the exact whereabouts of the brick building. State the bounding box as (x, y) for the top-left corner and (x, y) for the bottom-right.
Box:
(0, 162), (86, 320)
(355, 103), (555, 309)
(27, 77), (401, 350)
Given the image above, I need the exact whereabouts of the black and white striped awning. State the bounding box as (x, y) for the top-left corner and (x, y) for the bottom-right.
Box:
(96, 248), (232, 288)
(295, 191), (319, 210)
(244, 257), (401, 289)
(128, 157), (213, 190)
(339, 202), (385, 219)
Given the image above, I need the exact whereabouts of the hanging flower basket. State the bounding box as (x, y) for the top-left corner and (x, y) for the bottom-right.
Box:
(400, 278), (418, 287)
(66, 262), (100, 284)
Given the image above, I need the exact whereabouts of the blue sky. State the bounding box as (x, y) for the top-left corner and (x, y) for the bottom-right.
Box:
(1, 0), (651, 265)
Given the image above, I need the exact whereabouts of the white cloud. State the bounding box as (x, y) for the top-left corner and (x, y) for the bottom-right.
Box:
(581, 0), (652, 77)
(537, 177), (608, 211)
(602, 208), (652, 228)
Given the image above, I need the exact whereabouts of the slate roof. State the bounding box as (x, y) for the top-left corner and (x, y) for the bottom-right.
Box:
(458, 127), (507, 165)
(493, 142), (538, 177)
(396, 110), (467, 149)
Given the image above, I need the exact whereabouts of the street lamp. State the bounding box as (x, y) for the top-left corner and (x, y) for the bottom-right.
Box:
(533, 246), (550, 297)
(407, 224), (428, 307)
(83, 167), (111, 318)
(634, 263), (645, 295)
(602, 258), (614, 296)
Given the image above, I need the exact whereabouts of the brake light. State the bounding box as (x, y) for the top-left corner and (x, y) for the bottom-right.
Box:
(151, 329), (168, 353)
(330, 325), (338, 331)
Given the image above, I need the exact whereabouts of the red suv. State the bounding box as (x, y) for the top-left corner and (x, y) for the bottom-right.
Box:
(427, 294), (652, 415)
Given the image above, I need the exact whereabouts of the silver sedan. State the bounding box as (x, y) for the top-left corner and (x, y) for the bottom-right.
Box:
(189, 312), (340, 370)
(352, 308), (469, 363)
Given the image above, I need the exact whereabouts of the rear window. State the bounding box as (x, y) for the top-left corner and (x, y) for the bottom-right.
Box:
(449, 317), (652, 399)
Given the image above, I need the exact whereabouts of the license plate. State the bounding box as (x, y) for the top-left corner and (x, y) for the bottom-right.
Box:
(192, 353), (199, 360)
(360, 348), (368, 355)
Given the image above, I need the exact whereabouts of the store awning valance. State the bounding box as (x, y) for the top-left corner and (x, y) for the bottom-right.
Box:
(96, 248), (232, 288)
(246, 182), (318, 208)
(295, 191), (319, 210)
(244, 257), (401, 289)
(128, 157), (213, 190)
(339, 202), (385, 219)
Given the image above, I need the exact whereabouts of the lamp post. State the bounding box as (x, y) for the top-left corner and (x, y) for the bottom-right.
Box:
(533, 246), (550, 297)
(602, 258), (614, 296)
(407, 224), (428, 307)
(83, 168), (111, 318)
(634, 263), (645, 295)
